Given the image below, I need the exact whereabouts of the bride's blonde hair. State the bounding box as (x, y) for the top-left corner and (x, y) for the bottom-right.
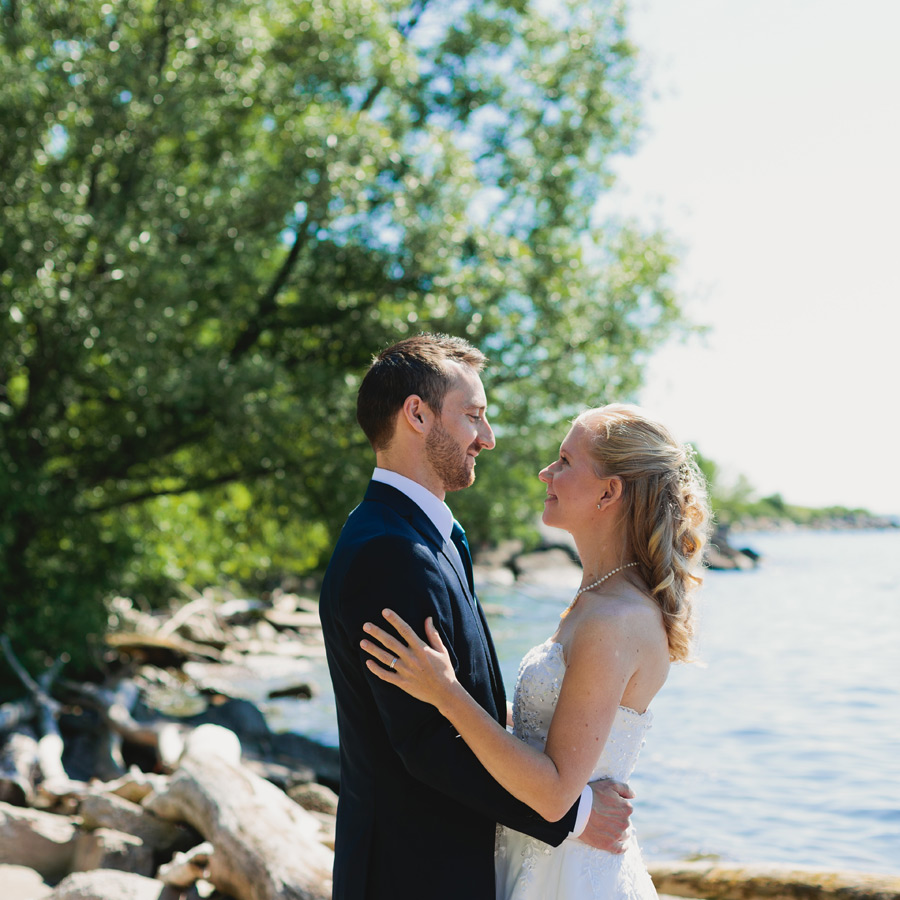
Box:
(575, 404), (712, 662)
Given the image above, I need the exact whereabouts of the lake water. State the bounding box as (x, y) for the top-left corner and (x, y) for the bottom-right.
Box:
(269, 529), (900, 876)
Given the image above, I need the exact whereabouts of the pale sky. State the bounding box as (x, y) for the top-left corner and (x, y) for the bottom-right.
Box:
(604, 0), (900, 515)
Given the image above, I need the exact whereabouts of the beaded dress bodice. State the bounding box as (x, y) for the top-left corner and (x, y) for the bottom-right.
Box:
(511, 639), (652, 782)
(496, 638), (659, 899)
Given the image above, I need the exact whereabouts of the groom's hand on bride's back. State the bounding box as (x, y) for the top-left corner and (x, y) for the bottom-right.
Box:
(578, 779), (635, 853)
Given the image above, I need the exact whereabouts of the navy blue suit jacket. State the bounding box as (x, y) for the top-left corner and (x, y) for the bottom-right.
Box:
(319, 481), (577, 900)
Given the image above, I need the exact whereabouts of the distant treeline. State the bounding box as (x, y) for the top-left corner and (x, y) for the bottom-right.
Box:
(695, 452), (895, 530)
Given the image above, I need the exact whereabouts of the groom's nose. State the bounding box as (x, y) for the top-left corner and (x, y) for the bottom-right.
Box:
(478, 415), (496, 450)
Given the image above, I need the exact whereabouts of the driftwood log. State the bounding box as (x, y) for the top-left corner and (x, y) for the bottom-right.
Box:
(648, 862), (900, 900)
(145, 742), (333, 900)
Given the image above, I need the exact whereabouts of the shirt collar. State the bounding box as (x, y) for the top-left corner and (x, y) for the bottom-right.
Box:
(372, 467), (455, 543)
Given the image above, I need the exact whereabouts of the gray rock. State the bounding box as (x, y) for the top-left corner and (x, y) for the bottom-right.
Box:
(0, 800), (79, 881)
(49, 869), (175, 900)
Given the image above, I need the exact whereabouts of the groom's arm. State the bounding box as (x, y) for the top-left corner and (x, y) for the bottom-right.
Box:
(340, 534), (579, 846)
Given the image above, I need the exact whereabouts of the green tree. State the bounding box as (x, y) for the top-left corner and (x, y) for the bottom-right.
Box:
(1, 0), (689, 676)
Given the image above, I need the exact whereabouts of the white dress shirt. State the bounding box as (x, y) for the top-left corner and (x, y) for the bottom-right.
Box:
(370, 468), (592, 838)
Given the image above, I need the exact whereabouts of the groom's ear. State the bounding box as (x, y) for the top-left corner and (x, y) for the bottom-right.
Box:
(401, 394), (429, 434)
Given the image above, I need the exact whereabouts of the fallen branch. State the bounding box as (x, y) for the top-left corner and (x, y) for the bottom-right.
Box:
(157, 595), (216, 640)
(60, 675), (195, 773)
(105, 631), (222, 664)
(0, 637), (61, 719)
(0, 638), (82, 802)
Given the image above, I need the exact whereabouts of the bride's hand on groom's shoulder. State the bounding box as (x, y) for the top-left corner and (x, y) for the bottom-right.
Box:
(361, 610), (459, 710)
(578, 779), (634, 854)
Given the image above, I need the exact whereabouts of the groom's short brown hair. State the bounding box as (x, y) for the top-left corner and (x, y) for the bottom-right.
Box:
(357, 333), (487, 452)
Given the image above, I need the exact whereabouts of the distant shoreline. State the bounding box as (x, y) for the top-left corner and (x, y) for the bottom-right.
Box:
(729, 514), (899, 533)
(477, 516), (898, 578)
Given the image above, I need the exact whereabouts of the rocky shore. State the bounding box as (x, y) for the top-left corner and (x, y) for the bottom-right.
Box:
(2, 581), (898, 899)
(0, 590), (338, 899)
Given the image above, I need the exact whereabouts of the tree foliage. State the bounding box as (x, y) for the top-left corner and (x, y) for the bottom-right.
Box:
(1, 0), (689, 676)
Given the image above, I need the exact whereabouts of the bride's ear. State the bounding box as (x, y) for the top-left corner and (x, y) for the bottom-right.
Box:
(596, 476), (624, 511)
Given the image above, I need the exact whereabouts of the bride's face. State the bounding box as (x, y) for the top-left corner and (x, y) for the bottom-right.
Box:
(538, 423), (605, 532)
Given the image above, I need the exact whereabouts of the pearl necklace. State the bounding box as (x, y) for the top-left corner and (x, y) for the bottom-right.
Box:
(561, 562), (640, 618)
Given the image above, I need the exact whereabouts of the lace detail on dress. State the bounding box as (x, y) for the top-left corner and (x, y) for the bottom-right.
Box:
(496, 638), (658, 900)
(511, 640), (651, 783)
(511, 639), (565, 750)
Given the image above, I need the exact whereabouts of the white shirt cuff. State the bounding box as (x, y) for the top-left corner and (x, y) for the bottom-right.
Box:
(569, 785), (593, 838)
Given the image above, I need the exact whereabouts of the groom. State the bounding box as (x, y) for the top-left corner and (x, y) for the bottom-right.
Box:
(319, 334), (633, 900)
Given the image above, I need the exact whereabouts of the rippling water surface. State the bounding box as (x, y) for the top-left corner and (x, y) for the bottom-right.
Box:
(272, 529), (900, 875)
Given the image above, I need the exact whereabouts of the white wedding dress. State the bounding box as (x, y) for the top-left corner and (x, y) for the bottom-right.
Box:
(495, 639), (658, 900)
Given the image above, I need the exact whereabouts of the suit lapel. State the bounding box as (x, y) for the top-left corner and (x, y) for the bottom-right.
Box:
(363, 481), (505, 708)
(440, 540), (476, 609)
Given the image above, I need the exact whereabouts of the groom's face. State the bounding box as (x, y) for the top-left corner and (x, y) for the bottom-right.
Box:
(425, 363), (495, 493)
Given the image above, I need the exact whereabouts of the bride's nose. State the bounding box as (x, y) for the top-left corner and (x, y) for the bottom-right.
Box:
(539, 464), (552, 484)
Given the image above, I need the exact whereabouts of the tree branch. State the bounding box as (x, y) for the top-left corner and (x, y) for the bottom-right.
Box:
(154, 0), (172, 82)
(228, 222), (310, 364)
(84, 467), (254, 514)
(0, 637), (61, 718)
(359, 0), (433, 112)
(399, 0), (432, 37)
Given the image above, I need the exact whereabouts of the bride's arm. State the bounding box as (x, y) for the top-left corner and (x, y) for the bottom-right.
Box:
(361, 608), (635, 822)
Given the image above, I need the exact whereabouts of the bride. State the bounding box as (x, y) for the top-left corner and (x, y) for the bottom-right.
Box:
(361, 403), (711, 899)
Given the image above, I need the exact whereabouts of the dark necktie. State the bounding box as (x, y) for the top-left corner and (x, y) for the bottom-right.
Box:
(451, 521), (503, 702)
(451, 521), (474, 593)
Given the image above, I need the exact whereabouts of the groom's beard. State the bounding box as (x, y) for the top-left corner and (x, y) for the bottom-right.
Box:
(426, 422), (475, 493)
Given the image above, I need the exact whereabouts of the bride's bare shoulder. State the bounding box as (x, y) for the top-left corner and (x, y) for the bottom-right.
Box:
(566, 587), (667, 654)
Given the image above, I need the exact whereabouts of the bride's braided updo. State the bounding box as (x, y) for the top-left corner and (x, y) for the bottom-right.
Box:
(576, 404), (712, 662)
